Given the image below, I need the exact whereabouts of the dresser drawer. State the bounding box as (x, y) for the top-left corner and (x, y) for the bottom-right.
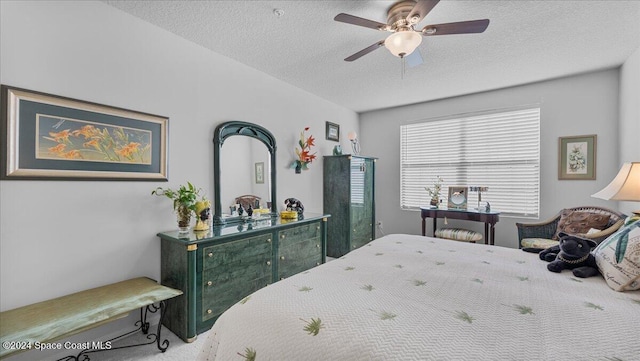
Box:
(278, 253), (322, 280)
(201, 274), (271, 321)
(202, 257), (272, 288)
(277, 222), (321, 244)
(201, 233), (272, 271)
(277, 221), (323, 279)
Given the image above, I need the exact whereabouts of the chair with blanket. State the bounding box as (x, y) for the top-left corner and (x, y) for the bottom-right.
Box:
(234, 195), (262, 212)
(517, 206), (626, 250)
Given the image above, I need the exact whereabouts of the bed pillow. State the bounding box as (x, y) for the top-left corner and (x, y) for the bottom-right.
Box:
(593, 216), (640, 291)
(553, 209), (610, 240)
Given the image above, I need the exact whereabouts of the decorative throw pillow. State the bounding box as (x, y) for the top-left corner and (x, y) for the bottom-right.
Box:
(553, 209), (611, 240)
(593, 216), (640, 291)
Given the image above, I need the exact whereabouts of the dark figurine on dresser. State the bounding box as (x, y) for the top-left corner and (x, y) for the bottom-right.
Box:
(284, 198), (304, 216)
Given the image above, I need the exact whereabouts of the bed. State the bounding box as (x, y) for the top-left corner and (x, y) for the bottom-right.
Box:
(197, 234), (639, 361)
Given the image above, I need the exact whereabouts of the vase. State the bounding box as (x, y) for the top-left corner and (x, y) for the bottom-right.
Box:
(176, 204), (192, 233)
(295, 163), (302, 174)
(430, 197), (439, 208)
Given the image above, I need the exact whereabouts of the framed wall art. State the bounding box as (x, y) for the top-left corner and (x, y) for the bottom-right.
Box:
(1, 85), (168, 180)
(255, 162), (264, 184)
(325, 121), (340, 142)
(558, 134), (596, 180)
(448, 186), (468, 210)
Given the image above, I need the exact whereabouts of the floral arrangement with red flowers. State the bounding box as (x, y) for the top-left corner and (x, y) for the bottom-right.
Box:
(292, 127), (316, 172)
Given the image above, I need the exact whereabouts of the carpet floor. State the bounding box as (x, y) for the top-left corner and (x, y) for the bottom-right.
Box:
(86, 325), (209, 361)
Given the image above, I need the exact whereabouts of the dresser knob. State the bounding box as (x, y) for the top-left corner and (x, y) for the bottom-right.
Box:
(208, 252), (213, 257)
(281, 234), (285, 239)
(280, 277), (284, 280)
(316, 244), (320, 248)
(352, 245), (356, 249)
(267, 238), (271, 243)
(353, 229), (356, 232)
(316, 226), (320, 230)
(266, 261), (271, 266)
(207, 281), (213, 286)
(316, 262), (320, 266)
(280, 256), (285, 260)
(207, 309), (212, 314)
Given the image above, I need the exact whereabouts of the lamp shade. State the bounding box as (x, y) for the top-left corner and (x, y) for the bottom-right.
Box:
(591, 162), (640, 201)
(384, 30), (422, 57)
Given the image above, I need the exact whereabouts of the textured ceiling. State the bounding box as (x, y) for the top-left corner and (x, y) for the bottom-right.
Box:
(103, 1), (640, 113)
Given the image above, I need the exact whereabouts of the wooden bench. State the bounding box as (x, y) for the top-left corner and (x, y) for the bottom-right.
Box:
(0, 277), (182, 359)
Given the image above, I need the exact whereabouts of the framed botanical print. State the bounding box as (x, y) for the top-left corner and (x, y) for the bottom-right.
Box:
(558, 134), (596, 180)
(255, 162), (265, 184)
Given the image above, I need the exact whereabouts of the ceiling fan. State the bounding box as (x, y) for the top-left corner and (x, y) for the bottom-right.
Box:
(334, 0), (489, 65)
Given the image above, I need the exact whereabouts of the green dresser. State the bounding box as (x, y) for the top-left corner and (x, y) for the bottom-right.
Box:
(158, 213), (328, 342)
(323, 155), (376, 257)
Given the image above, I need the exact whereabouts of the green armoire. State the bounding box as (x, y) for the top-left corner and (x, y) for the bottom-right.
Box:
(323, 155), (376, 257)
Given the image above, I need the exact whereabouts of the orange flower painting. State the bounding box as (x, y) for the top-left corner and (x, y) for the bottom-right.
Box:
(37, 115), (152, 165)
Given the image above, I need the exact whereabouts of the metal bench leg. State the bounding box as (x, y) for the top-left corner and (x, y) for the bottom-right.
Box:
(55, 301), (171, 360)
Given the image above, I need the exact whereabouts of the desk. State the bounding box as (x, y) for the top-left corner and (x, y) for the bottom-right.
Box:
(420, 207), (500, 245)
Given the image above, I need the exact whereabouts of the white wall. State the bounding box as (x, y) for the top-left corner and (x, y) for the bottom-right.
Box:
(618, 46), (640, 215)
(360, 69), (622, 248)
(0, 1), (356, 358)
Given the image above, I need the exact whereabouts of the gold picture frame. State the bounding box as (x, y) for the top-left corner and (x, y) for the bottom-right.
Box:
(1, 85), (168, 180)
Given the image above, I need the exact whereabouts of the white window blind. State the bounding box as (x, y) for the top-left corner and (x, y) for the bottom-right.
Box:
(400, 107), (540, 217)
(350, 158), (365, 205)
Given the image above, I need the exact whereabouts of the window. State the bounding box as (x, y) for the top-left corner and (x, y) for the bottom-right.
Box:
(400, 107), (540, 217)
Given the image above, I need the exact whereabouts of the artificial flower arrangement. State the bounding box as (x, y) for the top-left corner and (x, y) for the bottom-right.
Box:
(424, 176), (444, 207)
(152, 181), (211, 231)
(291, 127), (316, 173)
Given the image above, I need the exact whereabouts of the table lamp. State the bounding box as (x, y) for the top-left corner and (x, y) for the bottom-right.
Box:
(591, 162), (640, 215)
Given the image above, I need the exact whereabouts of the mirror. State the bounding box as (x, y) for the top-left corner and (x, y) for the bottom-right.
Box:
(213, 121), (277, 224)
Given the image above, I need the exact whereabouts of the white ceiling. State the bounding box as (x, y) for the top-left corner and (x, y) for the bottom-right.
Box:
(103, 1), (640, 113)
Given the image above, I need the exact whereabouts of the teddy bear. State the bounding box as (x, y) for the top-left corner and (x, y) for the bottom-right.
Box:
(539, 231), (600, 278)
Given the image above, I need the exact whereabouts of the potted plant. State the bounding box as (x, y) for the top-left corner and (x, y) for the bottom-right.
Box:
(152, 182), (209, 233)
(424, 176), (444, 208)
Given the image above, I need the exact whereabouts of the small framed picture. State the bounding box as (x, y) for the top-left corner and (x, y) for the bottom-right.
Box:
(448, 186), (468, 210)
(255, 162), (264, 184)
(558, 134), (597, 180)
(326, 121), (340, 142)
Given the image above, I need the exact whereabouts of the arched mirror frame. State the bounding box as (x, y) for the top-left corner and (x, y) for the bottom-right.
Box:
(213, 121), (277, 225)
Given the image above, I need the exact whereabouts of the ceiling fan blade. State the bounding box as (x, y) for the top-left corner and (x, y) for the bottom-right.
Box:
(344, 41), (385, 62)
(421, 19), (490, 35)
(334, 13), (388, 31)
(405, 50), (424, 68)
(407, 0), (440, 24)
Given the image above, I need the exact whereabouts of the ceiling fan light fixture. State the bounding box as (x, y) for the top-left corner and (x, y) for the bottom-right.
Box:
(384, 30), (422, 57)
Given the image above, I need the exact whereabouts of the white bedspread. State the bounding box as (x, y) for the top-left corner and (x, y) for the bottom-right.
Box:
(197, 234), (640, 361)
